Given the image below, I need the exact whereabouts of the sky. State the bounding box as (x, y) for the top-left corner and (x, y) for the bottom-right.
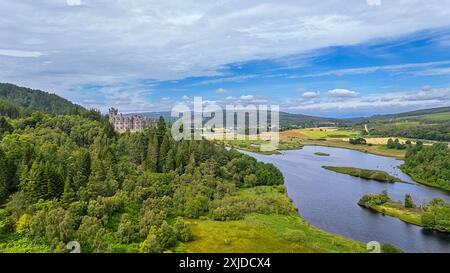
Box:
(1, 0), (450, 117)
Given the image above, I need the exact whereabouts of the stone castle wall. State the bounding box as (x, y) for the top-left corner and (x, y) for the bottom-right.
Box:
(108, 107), (155, 133)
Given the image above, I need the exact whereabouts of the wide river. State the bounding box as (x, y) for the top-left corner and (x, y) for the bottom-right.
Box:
(241, 146), (450, 253)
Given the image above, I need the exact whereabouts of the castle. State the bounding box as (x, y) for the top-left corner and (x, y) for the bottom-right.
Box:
(108, 108), (156, 133)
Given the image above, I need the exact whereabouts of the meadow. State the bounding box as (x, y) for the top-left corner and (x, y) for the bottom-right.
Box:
(181, 187), (365, 253)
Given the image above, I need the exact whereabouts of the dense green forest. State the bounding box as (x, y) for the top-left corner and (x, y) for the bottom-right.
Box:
(368, 122), (450, 142)
(0, 109), (290, 252)
(0, 83), (85, 117)
(401, 143), (450, 191)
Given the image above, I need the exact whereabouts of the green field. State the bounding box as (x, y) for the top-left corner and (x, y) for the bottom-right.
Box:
(369, 203), (422, 226)
(224, 139), (303, 155)
(294, 128), (359, 139)
(406, 112), (450, 123)
(358, 194), (422, 226)
(322, 166), (405, 183)
(179, 186), (365, 253)
(183, 214), (365, 253)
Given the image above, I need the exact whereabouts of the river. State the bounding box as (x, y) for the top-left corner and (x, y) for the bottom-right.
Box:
(240, 146), (450, 253)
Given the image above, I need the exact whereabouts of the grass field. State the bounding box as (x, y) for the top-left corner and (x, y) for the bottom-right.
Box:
(370, 203), (422, 226)
(224, 138), (303, 155)
(403, 112), (450, 123)
(358, 198), (423, 226)
(178, 186), (366, 253)
(292, 128), (359, 139)
(183, 214), (365, 253)
(280, 130), (406, 159)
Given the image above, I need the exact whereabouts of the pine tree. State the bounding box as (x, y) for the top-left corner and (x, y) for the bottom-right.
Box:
(404, 194), (416, 209)
(163, 149), (176, 172)
(185, 153), (196, 174)
(158, 131), (171, 171)
(156, 116), (166, 144)
(24, 161), (47, 201)
(61, 178), (76, 204)
(145, 133), (159, 172)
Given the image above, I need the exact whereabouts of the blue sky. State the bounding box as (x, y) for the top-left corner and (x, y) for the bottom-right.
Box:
(1, 0), (450, 117)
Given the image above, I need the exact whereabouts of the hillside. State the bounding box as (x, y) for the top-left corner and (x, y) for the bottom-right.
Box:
(139, 111), (340, 129)
(346, 106), (450, 125)
(0, 83), (85, 117)
(341, 107), (450, 142)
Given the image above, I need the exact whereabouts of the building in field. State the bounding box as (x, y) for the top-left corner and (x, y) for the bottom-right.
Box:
(108, 107), (155, 133)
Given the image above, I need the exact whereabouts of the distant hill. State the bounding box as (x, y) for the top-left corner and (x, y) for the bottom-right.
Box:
(346, 106), (450, 125)
(0, 83), (85, 117)
(345, 106), (450, 142)
(137, 110), (340, 128)
(279, 112), (341, 128)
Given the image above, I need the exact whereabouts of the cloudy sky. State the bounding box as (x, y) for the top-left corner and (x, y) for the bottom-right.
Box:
(1, 0), (450, 117)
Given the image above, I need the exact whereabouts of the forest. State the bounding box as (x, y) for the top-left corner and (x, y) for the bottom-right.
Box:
(0, 83), (85, 118)
(0, 107), (286, 252)
(401, 142), (450, 191)
(368, 123), (450, 142)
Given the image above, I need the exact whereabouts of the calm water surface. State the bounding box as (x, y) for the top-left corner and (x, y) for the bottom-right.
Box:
(241, 146), (450, 253)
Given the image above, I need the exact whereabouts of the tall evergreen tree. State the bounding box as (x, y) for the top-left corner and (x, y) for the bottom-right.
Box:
(163, 149), (176, 172)
(158, 131), (171, 171)
(146, 133), (159, 172)
(23, 161), (47, 201)
(156, 116), (166, 144)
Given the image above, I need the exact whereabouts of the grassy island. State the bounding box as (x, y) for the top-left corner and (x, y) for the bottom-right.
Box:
(314, 152), (330, 156)
(322, 166), (404, 183)
(358, 192), (450, 233)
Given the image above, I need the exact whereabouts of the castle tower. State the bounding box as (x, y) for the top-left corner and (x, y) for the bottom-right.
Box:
(108, 107), (155, 133)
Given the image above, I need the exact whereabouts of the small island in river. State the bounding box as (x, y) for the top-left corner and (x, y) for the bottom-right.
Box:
(322, 166), (404, 183)
(314, 152), (330, 156)
(358, 191), (450, 233)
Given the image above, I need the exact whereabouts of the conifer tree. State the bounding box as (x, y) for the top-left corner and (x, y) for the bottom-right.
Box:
(146, 133), (159, 172)
(156, 116), (166, 144)
(163, 149), (176, 172)
(158, 131), (171, 171)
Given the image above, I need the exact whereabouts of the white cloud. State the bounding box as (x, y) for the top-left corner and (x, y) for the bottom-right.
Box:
(240, 95), (254, 100)
(417, 67), (450, 76)
(215, 88), (228, 94)
(296, 61), (450, 78)
(0, 49), (44, 58)
(328, 89), (359, 97)
(161, 97), (171, 101)
(285, 87), (450, 116)
(302, 91), (320, 98)
(192, 75), (257, 86)
(2, 0), (450, 109)
(66, 0), (81, 6)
